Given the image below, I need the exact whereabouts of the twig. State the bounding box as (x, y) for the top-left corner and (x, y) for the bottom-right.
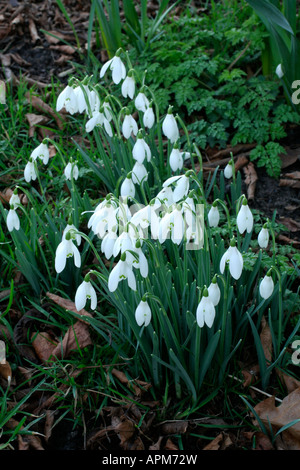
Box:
(229, 374), (283, 403)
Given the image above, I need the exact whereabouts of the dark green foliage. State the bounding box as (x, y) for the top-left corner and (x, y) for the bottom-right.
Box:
(128, 4), (299, 158)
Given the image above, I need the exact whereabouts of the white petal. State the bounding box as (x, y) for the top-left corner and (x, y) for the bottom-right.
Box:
(75, 282), (87, 311)
(99, 58), (113, 78)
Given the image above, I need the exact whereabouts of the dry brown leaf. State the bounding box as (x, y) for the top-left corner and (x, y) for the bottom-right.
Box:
(235, 154), (249, 171)
(25, 93), (65, 130)
(276, 369), (300, 394)
(260, 316), (272, 364)
(50, 44), (76, 55)
(149, 436), (163, 450)
(31, 332), (58, 363)
(26, 113), (49, 137)
(253, 388), (300, 450)
(203, 433), (223, 450)
(279, 179), (300, 189)
(50, 321), (92, 360)
(277, 234), (300, 246)
(160, 420), (188, 435)
(44, 410), (55, 443)
(284, 171), (300, 179)
(116, 418), (136, 449)
(279, 217), (300, 232)
(243, 161), (258, 200)
(0, 361), (12, 382)
(110, 368), (152, 397)
(28, 18), (40, 43)
(164, 438), (179, 450)
(46, 292), (93, 323)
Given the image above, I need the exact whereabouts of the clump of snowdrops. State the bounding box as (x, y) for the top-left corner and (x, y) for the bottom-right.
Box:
(4, 48), (300, 402)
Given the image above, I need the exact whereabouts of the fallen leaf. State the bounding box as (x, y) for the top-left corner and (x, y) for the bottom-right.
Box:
(243, 161), (258, 200)
(0, 361), (12, 382)
(110, 368), (152, 397)
(149, 436), (163, 450)
(235, 154), (249, 171)
(25, 93), (65, 130)
(116, 418), (136, 449)
(253, 388), (300, 450)
(203, 433), (223, 450)
(279, 217), (300, 232)
(164, 438), (179, 450)
(28, 18), (40, 43)
(44, 410), (56, 443)
(276, 369), (300, 394)
(46, 292), (93, 323)
(50, 44), (76, 55)
(26, 113), (49, 137)
(50, 321), (92, 360)
(160, 420), (188, 435)
(279, 179), (300, 189)
(277, 234), (300, 247)
(260, 316), (272, 364)
(31, 332), (58, 363)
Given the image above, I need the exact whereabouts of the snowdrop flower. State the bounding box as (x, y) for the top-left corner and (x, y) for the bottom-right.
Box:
(122, 111), (138, 139)
(135, 91), (149, 113)
(6, 206), (20, 232)
(258, 225), (269, 249)
(55, 232), (81, 273)
(30, 142), (49, 165)
(208, 203), (220, 227)
(237, 198), (253, 234)
(131, 240), (149, 278)
(220, 239), (243, 280)
(101, 228), (118, 259)
(162, 107), (179, 143)
(120, 173), (135, 199)
(99, 52), (126, 85)
(121, 73), (135, 99)
(85, 109), (113, 136)
(163, 173), (190, 202)
(169, 144), (184, 172)
(196, 288), (215, 328)
(132, 133), (151, 164)
(259, 271), (274, 300)
(75, 275), (97, 311)
(64, 161), (79, 180)
(224, 161), (233, 179)
(143, 103), (155, 129)
(62, 222), (81, 246)
(88, 197), (117, 235)
(108, 253), (136, 292)
(9, 189), (20, 208)
(132, 162), (148, 184)
(74, 84), (90, 114)
(208, 276), (221, 306)
(154, 186), (174, 209)
(103, 100), (113, 122)
(275, 63), (284, 79)
(56, 85), (78, 115)
(159, 206), (185, 245)
(24, 158), (37, 183)
(135, 299), (151, 327)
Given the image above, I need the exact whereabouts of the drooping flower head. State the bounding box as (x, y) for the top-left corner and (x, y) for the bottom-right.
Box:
(237, 197), (253, 234)
(75, 274), (97, 311)
(135, 298), (152, 327)
(196, 287), (216, 328)
(259, 270), (274, 300)
(220, 238), (243, 280)
(162, 106), (179, 143)
(99, 50), (126, 85)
